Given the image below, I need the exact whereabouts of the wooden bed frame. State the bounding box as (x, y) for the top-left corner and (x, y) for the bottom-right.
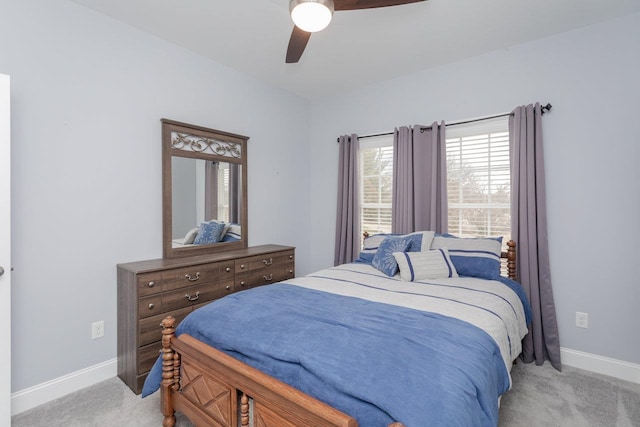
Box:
(159, 240), (517, 427)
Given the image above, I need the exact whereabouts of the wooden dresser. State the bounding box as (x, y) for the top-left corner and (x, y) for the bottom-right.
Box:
(117, 244), (295, 394)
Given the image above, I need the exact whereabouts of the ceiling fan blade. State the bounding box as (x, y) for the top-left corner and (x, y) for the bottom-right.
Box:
(286, 26), (312, 63)
(334, 0), (426, 11)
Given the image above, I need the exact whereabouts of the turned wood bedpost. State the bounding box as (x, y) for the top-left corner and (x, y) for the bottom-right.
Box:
(506, 240), (517, 280)
(240, 392), (250, 427)
(161, 316), (177, 427)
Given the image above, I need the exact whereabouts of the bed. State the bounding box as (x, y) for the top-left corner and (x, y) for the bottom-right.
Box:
(143, 233), (529, 427)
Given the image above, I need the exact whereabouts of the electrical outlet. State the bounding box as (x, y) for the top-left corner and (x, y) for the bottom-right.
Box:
(575, 312), (588, 329)
(91, 321), (105, 339)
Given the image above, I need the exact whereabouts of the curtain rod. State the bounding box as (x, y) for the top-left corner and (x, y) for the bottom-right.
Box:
(336, 103), (552, 142)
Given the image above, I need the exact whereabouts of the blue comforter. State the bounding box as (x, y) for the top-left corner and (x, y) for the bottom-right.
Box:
(143, 281), (514, 427)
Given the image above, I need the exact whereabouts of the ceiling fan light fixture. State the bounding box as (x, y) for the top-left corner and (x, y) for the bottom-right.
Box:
(290, 0), (334, 33)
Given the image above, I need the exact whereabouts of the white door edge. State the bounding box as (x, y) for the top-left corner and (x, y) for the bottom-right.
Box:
(0, 73), (12, 425)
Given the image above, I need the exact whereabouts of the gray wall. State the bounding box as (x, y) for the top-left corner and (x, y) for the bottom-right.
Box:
(171, 157), (197, 239)
(309, 12), (640, 365)
(1, 0), (312, 391)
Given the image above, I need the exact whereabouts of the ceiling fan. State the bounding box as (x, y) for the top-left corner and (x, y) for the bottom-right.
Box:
(286, 0), (427, 63)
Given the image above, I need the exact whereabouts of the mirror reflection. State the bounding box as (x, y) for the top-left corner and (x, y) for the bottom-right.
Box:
(171, 157), (242, 248)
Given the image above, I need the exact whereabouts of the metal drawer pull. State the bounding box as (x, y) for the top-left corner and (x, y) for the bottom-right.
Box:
(240, 264), (245, 269)
(185, 272), (200, 282)
(225, 267), (231, 272)
(263, 274), (273, 281)
(185, 292), (200, 302)
(240, 281), (246, 287)
(289, 255), (293, 260)
(148, 281), (155, 288)
(263, 258), (273, 266)
(148, 303), (155, 310)
(225, 285), (231, 290)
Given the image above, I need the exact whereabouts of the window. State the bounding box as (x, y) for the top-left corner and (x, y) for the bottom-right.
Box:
(359, 135), (394, 234)
(358, 117), (511, 244)
(217, 162), (230, 222)
(445, 117), (511, 242)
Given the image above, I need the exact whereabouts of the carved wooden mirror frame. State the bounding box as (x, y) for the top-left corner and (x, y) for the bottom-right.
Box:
(162, 119), (249, 258)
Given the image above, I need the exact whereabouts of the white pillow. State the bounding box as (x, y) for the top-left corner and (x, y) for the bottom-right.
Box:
(225, 223), (241, 240)
(183, 227), (199, 245)
(219, 221), (231, 238)
(392, 249), (459, 282)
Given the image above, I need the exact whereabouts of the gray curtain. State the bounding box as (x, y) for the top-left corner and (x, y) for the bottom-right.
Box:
(392, 122), (448, 234)
(334, 134), (361, 266)
(510, 103), (561, 370)
(204, 161), (219, 221)
(229, 163), (241, 224)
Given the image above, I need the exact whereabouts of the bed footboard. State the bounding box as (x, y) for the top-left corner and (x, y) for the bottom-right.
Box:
(160, 316), (403, 427)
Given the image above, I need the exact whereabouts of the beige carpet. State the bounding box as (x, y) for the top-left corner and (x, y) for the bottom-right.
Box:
(499, 362), (640, 427)
(12, 361), (640, 427)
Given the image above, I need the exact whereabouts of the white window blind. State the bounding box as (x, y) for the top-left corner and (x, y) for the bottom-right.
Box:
(217, 163), (230, 222)
(445, 116), (511, 243)
(359, 135), (394, 234)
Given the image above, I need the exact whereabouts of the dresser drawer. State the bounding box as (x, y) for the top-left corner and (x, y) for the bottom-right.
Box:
(284, 264), (295, 278)
(139, 279), (235, 318)
(136, 261), (235, 297)
(236, 264), (294, 290)
(137, 272), (163, 297)
(163, 280), (235, 313)
(138, 341), (162, 375)
(235, 250), (295, 274)
(138, 294), (163, 318)
(139, 306), (191, 347)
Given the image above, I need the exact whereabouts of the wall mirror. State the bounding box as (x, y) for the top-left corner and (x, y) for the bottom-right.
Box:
(162, 119), (248, 258)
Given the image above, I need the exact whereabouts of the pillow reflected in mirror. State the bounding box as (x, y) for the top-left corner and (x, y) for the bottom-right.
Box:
(183, 227), (199, 245)
(193, 221), (226, 245)
(221, 223), (241, 242)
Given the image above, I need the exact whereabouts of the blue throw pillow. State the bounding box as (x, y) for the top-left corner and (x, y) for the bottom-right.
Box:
(404, 231), (436, 252)
(431, 234), (503, 280)
(193, 221), (226, 245)
(371, 235), (412, 277)
(355, 233), (399, 265)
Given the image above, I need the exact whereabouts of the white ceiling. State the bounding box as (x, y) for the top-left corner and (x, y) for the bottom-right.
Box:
(70, 0), (640, 100)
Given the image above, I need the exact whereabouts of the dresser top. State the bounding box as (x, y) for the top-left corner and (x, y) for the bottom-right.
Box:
(117, 244), (295, 274)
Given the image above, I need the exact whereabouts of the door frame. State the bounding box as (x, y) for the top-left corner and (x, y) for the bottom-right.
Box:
(0, 73), (12, 423)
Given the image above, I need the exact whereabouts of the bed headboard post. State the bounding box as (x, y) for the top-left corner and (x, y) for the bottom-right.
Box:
(506, 240), (517, 281)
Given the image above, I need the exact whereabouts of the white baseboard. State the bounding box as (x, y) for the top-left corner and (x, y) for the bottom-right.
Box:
(10, 349), (640, 416)
(11, 358), (117, 416)
(561, 347), (640, 384)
